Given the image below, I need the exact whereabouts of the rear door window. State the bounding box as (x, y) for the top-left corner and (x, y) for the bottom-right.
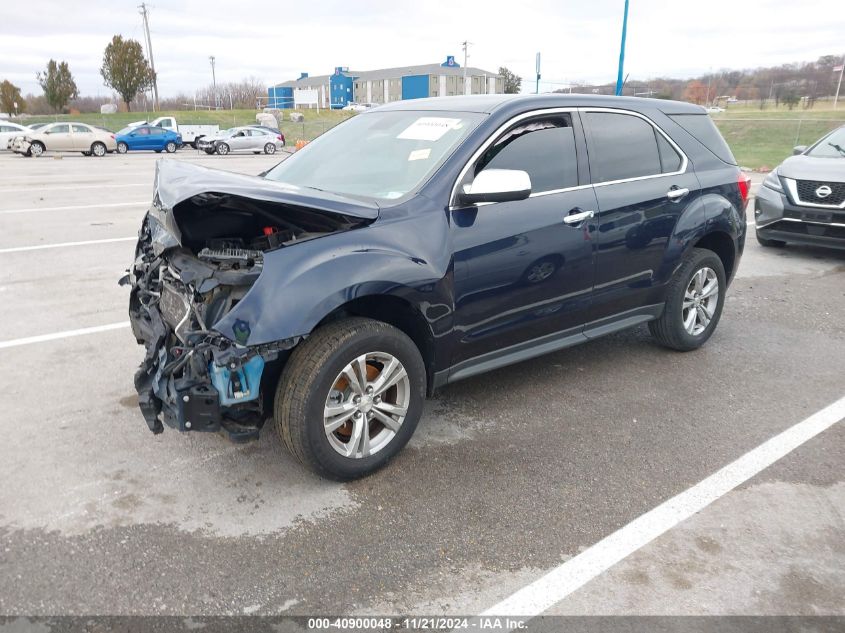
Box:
(584, 112), (662, 183)
(71, 124), (91, 133)
(475, 116), (579, 193)
(669, 114), (737, 165)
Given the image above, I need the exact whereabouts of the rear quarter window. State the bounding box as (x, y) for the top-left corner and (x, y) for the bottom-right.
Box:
(669, 114), (736, 165)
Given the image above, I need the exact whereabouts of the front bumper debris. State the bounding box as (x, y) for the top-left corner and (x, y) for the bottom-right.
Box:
(125, 215), (293, 442)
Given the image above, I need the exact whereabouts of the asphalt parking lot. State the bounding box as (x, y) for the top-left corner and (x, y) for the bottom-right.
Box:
(0, 150), (843, 622)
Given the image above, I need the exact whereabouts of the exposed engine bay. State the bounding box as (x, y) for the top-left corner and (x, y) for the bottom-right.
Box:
(126, 164), (373, 441)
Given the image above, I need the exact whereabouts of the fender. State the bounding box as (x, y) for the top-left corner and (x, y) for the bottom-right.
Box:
(675, 189), (745, 284)
(214, 209), (454, 346)
(656, 192), (712, 285)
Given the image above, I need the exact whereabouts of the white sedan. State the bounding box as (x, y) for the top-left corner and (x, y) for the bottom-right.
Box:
(0, 121), (32, 150)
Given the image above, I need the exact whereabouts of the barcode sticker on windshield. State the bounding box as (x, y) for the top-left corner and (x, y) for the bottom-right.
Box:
(408, 148), (431, 161)
(398, 117), (462, 141)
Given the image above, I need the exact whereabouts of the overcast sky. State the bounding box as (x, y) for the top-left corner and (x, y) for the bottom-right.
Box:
(2, 0), (843, 98)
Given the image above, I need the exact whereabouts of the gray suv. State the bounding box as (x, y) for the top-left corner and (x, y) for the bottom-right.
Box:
(755, 125), (845, 249)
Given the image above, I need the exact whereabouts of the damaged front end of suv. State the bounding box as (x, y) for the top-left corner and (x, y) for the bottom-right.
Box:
(125, 160), (375, 441)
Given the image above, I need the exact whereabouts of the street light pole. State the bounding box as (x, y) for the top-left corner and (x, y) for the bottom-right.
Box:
(615, 0), (630, 96)
(138, 3), (159, 111)
(834, 53), (844, 110)
(461, 40), (471, 95)
(209, 56), (217, 109)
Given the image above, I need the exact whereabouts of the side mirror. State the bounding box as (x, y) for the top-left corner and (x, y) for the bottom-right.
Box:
(793, 145), (807, 155)
(459, 169), (532, 205)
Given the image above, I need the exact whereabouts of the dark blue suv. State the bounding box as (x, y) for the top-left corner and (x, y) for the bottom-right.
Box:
(127, 94), (748, 479)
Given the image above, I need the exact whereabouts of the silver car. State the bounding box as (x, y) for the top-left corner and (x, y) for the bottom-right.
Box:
(754, 125), (845, 250)
(196, 126), (284, 155)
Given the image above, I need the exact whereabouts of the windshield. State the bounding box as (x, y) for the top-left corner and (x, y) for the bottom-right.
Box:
(264, 110), (485, 201)
(807, 127), (845, 158)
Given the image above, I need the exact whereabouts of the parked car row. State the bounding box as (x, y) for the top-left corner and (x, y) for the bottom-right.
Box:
(4, 119), (285, 158)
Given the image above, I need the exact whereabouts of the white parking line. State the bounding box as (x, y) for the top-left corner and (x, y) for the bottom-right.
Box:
(0, 201), (148, 215)
(482, 393), (845, 620)
(0, 322), (130, 350)
(3, 183), (147, 193)
(0, 236), (136, 254)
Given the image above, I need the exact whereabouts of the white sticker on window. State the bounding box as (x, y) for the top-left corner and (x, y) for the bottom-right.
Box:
(398, 117), (461, 141)
(408, 148), (431, 161)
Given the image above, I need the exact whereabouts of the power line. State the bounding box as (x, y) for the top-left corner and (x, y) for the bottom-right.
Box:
(138, 3), (159, 111)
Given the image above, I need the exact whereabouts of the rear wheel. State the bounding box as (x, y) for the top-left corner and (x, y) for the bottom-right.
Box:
(30, 141), (45, 157)
(117, 142), (128, 154)
(216, 142), (230, 155)
(91, 142), (106, 157)
(649, 248), (726, 351)
(264, 143), (276, 155)
(165, 141), (177, 153)
(275, 318), (425, 480)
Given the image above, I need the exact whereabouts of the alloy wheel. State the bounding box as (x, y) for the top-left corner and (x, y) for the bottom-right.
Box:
(323, 352), (410, 459)
(682, 267), (718, 336)
(526, 261), (556, 283)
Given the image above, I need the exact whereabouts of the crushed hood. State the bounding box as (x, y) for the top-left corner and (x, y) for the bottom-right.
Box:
(152, 159), (380, 220)
(778, 154), (845, 182)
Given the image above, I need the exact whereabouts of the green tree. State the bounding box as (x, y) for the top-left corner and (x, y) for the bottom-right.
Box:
(782, 91), (800, 110)
(0, 80), (26, 115)
(100, 35), (155, 112)
(37, 60), (78, 112)
(498, 67), (522, 94)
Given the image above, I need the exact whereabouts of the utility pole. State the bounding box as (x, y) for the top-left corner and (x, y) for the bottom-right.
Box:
(138, 3), (159, 111)
(535, 52), (541, 94)
(834, 53), (844, 110)
(209, 55), (217, 109)
(706, 72), (712, 107)
(615, 0), (630, 96)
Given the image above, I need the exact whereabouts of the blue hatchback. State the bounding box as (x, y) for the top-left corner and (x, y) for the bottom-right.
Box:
(115, 125), (182, 154)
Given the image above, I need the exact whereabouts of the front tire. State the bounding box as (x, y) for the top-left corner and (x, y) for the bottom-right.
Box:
(30, 141), (45, 157)
(274, 318), (426, 480)
(91, 142), (106, 157)
(216, 142), (230, 155)
(117, 142), (128, 154)
(165, 141), (177, 153)
(648, 248), (726, 351)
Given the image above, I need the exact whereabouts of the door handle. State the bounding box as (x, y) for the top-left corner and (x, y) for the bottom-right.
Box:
(563, 209), (595, 225)
(666, 187), (689, 201)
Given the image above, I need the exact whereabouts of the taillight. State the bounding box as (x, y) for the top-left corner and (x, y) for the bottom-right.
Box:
(737, 172), (751, 208)
(110, 134), (115, 139)
(277, 135), (283, 141)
